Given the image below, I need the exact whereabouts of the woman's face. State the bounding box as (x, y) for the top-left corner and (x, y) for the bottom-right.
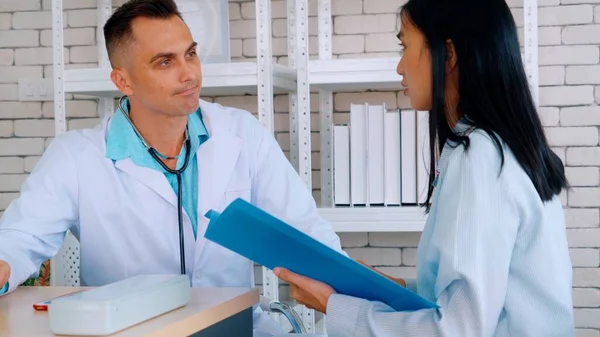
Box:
(396, 17), (433, 111)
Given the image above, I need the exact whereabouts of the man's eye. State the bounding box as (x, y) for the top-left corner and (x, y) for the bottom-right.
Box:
(160, 59), (171, 66)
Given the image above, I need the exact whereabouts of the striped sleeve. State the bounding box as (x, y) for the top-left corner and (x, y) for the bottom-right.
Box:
(325, 143), (519, 337)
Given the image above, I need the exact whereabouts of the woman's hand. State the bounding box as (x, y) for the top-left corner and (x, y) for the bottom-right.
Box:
(0, 260), (10, 290)
(356, 259), (407, 287)
(273, 267), (336, 314)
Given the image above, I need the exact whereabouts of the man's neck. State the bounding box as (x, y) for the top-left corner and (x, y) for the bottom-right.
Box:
(128, 102), (188, 157)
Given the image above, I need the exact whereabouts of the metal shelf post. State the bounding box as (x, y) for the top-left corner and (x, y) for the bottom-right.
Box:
(256, 0), (280, 324)
(256, 0), (275, 133)
(293, 0), (314, 331)
(52, 0), (66, 138)
(288, 0), (299, 171)
(318, 0), (333, 208)
(295, 0), (311, 193)
(50, 0), (66, 286)
(98, 0), (114, 119)
(524, 0), (539, 108)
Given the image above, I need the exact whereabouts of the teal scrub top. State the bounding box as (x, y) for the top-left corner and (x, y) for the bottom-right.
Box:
(106, 98), (209, 238)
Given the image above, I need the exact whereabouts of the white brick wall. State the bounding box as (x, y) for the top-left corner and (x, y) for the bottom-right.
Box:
(0, 0), (40, 13)
(539, 46), (599, 65)
(0, 0), (598, 333)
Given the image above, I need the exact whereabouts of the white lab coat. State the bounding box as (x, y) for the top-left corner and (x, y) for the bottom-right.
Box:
(0, 99), (344, 334)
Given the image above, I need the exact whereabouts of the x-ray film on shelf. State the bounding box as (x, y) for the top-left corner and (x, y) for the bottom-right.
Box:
(176, 0), (231, 64)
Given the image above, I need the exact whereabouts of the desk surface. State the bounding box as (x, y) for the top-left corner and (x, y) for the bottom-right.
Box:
(0, 286), (259, 337)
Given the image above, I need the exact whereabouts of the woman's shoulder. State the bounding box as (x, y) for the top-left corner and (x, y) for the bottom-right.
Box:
(444, 127), (542, 200)
(445, 128), (509, 173)
(441, 127), (541, 204)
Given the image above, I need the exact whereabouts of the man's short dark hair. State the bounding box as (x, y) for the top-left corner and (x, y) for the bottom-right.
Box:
(103, 0), (183, 66)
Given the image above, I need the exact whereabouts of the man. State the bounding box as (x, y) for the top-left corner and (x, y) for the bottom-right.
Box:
(0, 0), (344, 333)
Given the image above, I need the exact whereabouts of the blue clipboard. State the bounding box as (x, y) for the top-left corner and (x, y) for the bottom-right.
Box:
(204, 198), (438, 312)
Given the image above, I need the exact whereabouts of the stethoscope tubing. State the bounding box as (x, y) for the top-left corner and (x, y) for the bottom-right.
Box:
(117, 95), (191, 276)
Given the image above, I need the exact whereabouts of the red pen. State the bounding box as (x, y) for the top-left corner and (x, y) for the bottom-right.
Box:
(33, 289), (85, 311)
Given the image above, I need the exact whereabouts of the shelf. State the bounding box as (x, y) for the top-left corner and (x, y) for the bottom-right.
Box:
(63, 62), (298, 97)
(318, 206), (426, 233)
(62, 57), (406, 97)
(309, 57), (404, 92)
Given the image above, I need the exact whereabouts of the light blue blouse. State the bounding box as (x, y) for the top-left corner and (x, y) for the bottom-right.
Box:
(326, 127), (574, 336)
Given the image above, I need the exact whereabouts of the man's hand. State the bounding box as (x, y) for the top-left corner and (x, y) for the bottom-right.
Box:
(357, 259), (406, 287)
(0, 260), (10, 289)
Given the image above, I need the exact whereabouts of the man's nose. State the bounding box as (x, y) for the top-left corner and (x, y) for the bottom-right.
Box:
(179, 60), (197, 82)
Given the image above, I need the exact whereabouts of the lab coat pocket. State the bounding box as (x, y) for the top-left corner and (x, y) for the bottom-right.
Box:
(222, 187), (251, 209)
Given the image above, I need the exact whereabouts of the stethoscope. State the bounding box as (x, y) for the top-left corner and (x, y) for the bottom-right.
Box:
(117, 95), (191, 275)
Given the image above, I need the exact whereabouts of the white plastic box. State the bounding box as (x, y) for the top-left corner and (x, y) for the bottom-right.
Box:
(48, 274), (191, 336)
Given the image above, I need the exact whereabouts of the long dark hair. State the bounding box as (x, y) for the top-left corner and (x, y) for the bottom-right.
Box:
(400, 0), (568, 211)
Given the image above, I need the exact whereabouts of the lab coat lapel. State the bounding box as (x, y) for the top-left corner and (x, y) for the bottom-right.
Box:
(114, 159), (177, 208)
(194, 103), (242, 260)
(196, 133), (242, 216)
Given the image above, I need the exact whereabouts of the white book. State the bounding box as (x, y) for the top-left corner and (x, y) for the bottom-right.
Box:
(384, 109), (401, 206)
(367, 104), (385, 206)
(333, 125), (350, 206)
(416, 112), (430, 205)
(400, 110), (417, 205)
(350, 103), (368, 206)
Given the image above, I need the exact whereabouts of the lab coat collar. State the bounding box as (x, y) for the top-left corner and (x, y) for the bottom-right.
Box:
(110, 99), (243, 216)
(106, 97), (209, 164)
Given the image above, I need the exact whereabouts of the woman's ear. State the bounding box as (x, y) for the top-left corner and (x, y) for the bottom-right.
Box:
(445, 39), (457, 73)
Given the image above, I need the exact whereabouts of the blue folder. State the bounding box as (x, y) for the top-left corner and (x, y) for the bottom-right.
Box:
(204, 198), (438, 311)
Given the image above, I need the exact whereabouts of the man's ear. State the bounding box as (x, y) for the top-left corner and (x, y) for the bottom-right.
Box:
(110, 68), (134, 96)
(445, 39), (457, 73)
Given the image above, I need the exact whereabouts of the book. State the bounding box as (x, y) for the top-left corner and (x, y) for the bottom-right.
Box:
(416, 112), (430, 205)
(203, 198), (439, 312)
(384, 109), (401, 206)
(400, 110), (417, 205)
(367, 104), (385, 206)
(333, 125), (351, 206)
(350, 103), (368, 206)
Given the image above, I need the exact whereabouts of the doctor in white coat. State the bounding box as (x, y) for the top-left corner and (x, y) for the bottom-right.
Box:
(0, 0), (344, 333)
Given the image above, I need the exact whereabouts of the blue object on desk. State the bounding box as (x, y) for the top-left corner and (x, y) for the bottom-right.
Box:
(204, 198), (438, 312)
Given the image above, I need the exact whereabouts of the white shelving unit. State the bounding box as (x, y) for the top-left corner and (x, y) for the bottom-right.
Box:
(319, 207), (426, 232)
(314, 0), (539, 234)
(62, 63), (298, 97)
(309, 57), (403, 92)
(50, 0), (538, 334)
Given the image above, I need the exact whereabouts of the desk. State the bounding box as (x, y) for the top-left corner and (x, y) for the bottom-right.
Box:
(0, 286), (259, 337)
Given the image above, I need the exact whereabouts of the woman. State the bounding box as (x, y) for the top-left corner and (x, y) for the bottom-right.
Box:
(274, 0), (575, 336)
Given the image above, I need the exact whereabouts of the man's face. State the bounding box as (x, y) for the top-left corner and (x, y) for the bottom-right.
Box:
(112, 15), (202, 117)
